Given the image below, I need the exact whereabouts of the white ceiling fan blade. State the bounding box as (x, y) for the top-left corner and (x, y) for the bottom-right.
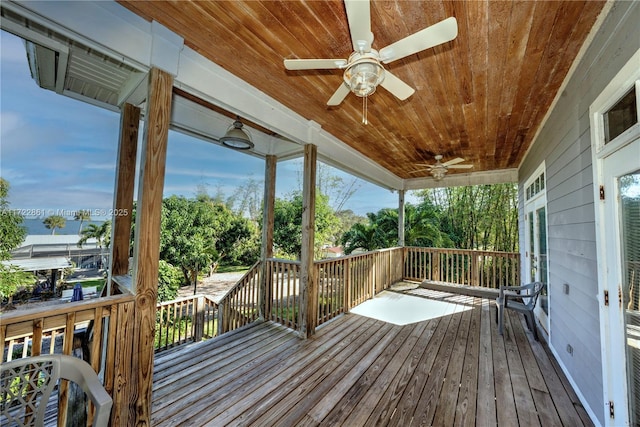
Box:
(284, 59), (347, 70)
(379, 17), (458, 64)
(442, 157), (465, 166)
(344, 0), (373, 52)
(379, 71), (415, 101)
(327, 83), (351, 106)
(448, 164), (474, 169)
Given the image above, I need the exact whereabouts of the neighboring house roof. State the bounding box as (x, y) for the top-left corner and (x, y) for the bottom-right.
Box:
(11, 235), (100, 259)
(2, 257), (73, 272)
(21, 235), (98, 247)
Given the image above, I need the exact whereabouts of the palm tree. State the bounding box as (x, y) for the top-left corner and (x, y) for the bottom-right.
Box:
(78, 221), (111, 269)
(341, 222), (382, 254)
(74, 209), (91, 234)
(43, 215), (66, 235)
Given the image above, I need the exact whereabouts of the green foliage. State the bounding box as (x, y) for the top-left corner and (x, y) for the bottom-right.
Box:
(43, 215), (66, 235)
(78, 221), (111, 269)
(272, 191), (339, 259)
(157, 260), (182, 301)
(160, 195), (259, 284)
(0, 178), (31, 299)
(341, 184), (517, 254)
(418, 184), (519, 252)
(341, 203), (454, 255)
(74, 209), (91, 234)
(78, 221), (111, 248)
(0, 264), (33, 300)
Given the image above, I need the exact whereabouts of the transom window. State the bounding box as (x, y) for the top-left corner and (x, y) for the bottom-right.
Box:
(604, 87), (638, 144)
(526, 171), (545, 201)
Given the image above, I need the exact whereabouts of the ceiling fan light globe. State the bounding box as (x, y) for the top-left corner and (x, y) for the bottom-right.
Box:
(344, 58), (384, 98)
(431, 167), (447, 181)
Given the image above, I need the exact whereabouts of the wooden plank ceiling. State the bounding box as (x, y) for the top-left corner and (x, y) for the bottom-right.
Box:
(118, 0), (605, 180)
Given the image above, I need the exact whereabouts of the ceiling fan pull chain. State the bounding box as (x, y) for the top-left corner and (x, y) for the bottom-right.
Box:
(362, 94), (368, 125)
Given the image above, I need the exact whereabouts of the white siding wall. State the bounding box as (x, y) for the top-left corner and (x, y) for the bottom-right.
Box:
(518, 2), (640, 424)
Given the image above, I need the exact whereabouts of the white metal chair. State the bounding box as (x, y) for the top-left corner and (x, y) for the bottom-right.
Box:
(0, 354), (112, 427)
(496, 281), (544, 340)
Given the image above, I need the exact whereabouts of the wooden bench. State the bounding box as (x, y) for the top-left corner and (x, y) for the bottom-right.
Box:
(420, 280), (501, 299)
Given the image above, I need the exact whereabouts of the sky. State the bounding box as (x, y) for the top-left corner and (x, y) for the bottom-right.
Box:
(0, 31), (408, 221)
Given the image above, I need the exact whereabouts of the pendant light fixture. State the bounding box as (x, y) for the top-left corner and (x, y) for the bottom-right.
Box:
(219, 117), (254, 150)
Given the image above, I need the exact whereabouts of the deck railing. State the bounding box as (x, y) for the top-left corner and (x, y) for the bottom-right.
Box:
(0, 288), (135, 426)
(265, 259), (300, 330)
(155, 294), (218, 352)
(315, 247), (404, 326)
(217, 262), (261, 334)
(220, 247), (519, 335)
(403, 246), (520, 289)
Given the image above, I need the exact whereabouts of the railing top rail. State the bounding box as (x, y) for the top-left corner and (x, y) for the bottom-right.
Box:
(0, 293), (135, 324)
(405, 246), (519, 257)
(157, 294), (218, 307)
(265, 247), (404, 267)
(265, 258), (301, 265)
(219, 261), (262, 302)
(314, 246), (403, 264)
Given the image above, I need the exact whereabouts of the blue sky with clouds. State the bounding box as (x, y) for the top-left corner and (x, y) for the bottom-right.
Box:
(1, 31), (405, 220)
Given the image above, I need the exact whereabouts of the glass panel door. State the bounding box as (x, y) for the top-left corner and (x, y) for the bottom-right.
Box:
(537, 206), (548, 315)
(602, 137), (640, 425)
(524, 168), (548, 333)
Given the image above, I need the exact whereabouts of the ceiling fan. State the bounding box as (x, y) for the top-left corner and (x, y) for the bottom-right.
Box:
(414, 155), (473, 181)
(283, 0), (457, 122)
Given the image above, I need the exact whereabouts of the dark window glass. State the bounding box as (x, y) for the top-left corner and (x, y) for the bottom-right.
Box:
(605, 88), (637, 144)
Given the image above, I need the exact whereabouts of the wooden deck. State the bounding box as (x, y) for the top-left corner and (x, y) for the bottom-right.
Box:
(152, 290), (593, 426)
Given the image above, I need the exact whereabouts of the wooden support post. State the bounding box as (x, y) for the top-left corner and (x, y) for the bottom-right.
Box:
(344, 258), (351, 313)
(110, 103), (140, 281)
(260, 155), (276, 320)
(433, 251), (441, 282)
(298, 144), (317, 339)
(129, 68), (172, 426)
(398, 189), (405, 247)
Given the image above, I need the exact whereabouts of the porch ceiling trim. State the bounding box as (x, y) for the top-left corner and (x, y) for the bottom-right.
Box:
(403, 168), (518, 190)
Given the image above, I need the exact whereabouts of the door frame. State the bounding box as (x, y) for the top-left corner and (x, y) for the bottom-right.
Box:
(523, 163), (549, 335)
(591, 48), (640, 426)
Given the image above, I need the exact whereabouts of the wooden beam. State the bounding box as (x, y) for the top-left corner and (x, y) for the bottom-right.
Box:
(299, 144), (317, 339)
(110, 103), (140, 279)
(130, 68), (173, 425)
(259, 155), (276, 320)
(398, 190), (405, 247)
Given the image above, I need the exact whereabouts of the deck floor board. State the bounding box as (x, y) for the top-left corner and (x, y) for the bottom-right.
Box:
(152, 293), (594, 427)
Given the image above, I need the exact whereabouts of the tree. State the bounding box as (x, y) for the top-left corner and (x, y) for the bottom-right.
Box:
(78, 221), (111, 268)
(160, 195), (257, 286)
(43, 215), (66, 235)
(340, 202), (453, 254)
(0, 178), (27, 258)
(0, 178), (32, 301)
(226, 177), (263, 223)
(74, 209), (91, 234)
(341, 221), (382, 254)
(272, 191), (339, 259)
(416, 183), (518, 252)
(157, 260), (182, 301)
